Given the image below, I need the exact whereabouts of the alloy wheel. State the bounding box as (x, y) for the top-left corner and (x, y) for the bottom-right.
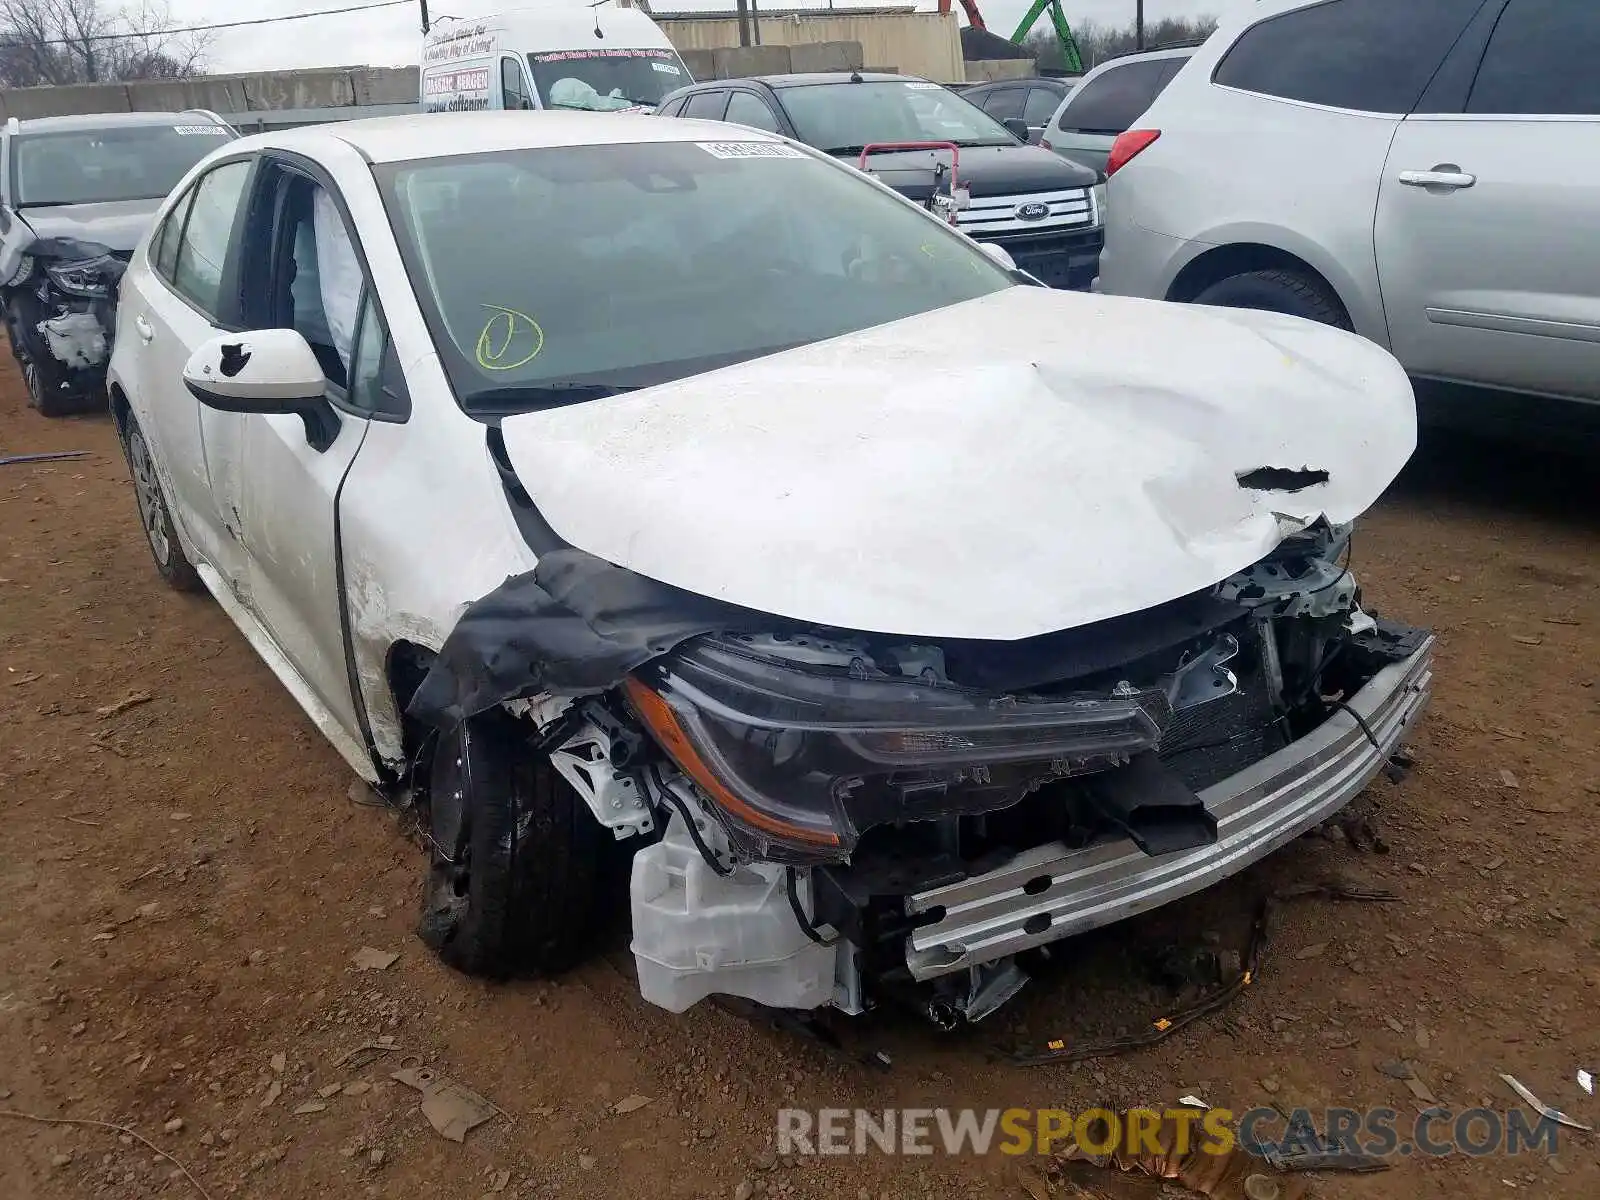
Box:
(127, 431), (171, 566)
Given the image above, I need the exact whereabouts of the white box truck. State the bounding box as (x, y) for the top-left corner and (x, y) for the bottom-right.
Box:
(421, 5), (694, 114)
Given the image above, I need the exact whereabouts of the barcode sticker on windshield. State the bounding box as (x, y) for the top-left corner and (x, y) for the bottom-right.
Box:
(696, 142), (806, 160)
(903, 81), (941, 89)
(651, 61), (683, 74)
(172, 124), (229, 135)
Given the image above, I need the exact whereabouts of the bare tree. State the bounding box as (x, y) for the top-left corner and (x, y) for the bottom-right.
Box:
(1026, 14), (1218, 72)
(0, 0), (211, 88)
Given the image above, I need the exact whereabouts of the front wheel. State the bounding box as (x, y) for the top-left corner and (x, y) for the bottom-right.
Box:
(417, 711), (606, 978)
(7, 298), (74, 417)
(1191, 268), (1351, 330)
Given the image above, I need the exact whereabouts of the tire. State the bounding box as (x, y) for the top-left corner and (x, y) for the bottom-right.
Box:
(123, 418), (204, 593)
(7, 297), (75, 417)
(417, 710), (605, 978)
(1191, 268), (1352, 330)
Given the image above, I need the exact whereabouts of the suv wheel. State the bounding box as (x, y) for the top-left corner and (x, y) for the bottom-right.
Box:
(7, 299), (73, 417)
(1191, 269), (1351, 330)
(124, 418), (204, 593)
(418, 710), (605, 978)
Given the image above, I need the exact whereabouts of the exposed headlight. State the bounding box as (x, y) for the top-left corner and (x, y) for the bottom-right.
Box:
(46, 255), (119, 298)
(624, 636), (1164, 864)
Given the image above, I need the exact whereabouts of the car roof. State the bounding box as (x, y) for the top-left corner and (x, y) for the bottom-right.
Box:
(964, 77), (1075, 91)
(1082, 43), (1199, 75)
(693, 72), (927, 90)
(11, 110), (229, 135)
(244, 110), (790, 165)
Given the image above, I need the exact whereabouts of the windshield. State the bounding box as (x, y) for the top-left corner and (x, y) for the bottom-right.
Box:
(377, 140), (1014, 415)
(527, 48), (688, 111)
(779, 80), (1020, 154)
(12, 123), (232, 207)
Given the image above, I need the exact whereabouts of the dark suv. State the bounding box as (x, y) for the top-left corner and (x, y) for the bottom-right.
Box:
(657, 73), (1104, 290)
(1, 109), (236, 415)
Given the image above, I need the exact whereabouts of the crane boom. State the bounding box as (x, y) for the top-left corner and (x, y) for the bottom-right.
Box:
(936, 0), (986, 33)
(939, 0), (1080, 72)
(1009, 0), (1083, 73)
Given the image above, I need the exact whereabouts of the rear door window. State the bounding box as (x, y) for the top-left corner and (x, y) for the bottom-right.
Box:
(1023, 87), (1062, 127)
(978, 87), (1025, 121)
(1055, 59), (1181, 134)
(1213, 0), (1483, 114)
(152, 186), (197, 282)
(725, 91), (781, 133)
(1466, 0), (1600, 116)
(682, 91), (730, 121)
(171, 159), (251, 319)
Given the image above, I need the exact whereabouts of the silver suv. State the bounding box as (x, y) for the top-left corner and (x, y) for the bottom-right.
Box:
(1, 109), (236, 415)
(1095, 0), (1600, 436)
(1041, 45), (1196, 176)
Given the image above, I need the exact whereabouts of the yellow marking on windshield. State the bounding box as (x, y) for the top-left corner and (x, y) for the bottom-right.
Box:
(475, 304), (545, 371)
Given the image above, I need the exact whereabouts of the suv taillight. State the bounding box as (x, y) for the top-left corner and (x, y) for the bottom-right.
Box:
(1106, 129), (1160, 178)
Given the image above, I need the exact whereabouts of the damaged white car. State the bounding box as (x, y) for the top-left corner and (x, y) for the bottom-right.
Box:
(108, 111), (1433, 1028)
(1, 110), (236, 415)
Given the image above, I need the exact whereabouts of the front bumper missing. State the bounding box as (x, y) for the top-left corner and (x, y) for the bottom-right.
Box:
(903, 636), (1435, 982)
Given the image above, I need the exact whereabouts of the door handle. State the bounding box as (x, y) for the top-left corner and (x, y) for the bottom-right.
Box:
(134, 314), (155, 343)
(1399, 167), (1476, 190)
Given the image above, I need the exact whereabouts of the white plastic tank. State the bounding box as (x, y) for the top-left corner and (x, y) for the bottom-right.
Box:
(630, 812), (839, 1013)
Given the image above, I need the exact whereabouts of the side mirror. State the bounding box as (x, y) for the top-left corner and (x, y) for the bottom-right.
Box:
(978, 241), (1017, 272)
(1002, 117), (1029, 143)
(183, 329), (340, 451)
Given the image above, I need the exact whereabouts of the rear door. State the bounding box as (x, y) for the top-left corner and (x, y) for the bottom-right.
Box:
(1047, 57), (1183, 173)
(121, 156), (256, 594)
(1374, 0), (1600, 401)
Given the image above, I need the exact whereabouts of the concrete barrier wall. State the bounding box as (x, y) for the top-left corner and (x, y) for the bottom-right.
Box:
(963, 58), (1040, 82)
(0, 66), (420, 123)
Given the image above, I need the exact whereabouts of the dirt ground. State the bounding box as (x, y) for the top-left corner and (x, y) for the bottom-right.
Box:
(1, 357), (1597, 1200)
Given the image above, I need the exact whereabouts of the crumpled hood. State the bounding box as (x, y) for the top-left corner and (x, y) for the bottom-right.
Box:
(499, 287), (1417, 641)
(19, 197), (163, 254)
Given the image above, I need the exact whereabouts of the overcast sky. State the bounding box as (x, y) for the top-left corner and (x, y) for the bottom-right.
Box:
(167, 0), (1247, 73)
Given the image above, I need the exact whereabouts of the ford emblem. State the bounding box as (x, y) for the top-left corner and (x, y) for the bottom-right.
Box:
(1014, 201), (1050, 221)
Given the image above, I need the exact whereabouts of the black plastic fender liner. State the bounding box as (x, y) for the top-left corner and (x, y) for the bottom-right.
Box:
(404, 547), (1256, 733)
(405, 548), (785, 731)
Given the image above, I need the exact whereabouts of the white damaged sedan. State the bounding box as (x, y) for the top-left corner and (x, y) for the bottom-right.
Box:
(108, 111), (1433, 1027)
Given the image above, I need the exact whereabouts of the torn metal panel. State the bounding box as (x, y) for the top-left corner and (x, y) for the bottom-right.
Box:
(1236, 465), (1330, 492)
(406, 547), (778, 729)
(0, 222), (34, 287)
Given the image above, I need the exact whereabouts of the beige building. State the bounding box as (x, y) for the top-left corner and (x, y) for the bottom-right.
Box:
(656, 7), (965, 82)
